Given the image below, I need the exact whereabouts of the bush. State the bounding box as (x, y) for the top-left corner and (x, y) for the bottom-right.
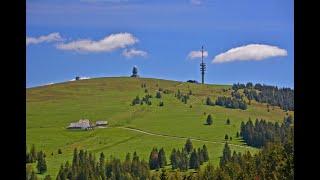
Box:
(156, 91), (162, 98)
(224, 134), (229, 140)
(206, 115), (213, 125)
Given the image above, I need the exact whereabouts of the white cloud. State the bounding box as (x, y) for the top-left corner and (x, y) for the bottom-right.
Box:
(190, 0), (202, 5)
(187, 50), (208, 59)
(212, 44), (288, 64)
(26, 32), (63, 46)
(122, 48), (148, 58)
(56, 33), (138, 53)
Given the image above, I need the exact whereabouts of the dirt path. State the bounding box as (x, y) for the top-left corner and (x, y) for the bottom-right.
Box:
(117, 127), (257, 150)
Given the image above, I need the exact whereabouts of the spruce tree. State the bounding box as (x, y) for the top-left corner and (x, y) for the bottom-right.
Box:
(206, 114), (213, 125)
(220, 142), (231, 167)
(225, 134), (229, 141)
(149, 148), (159, 170)
(156, 91), (162, 98)
(170, 149), (177, 170)
(197, 148), (204, 165)
(226, 118), (231, 125)
(158, 148), (167, 168)
(202, 145), (209, 161)
(185, 139), (193, 154)
(189, 150), (200, 169)
(36, 151), (47, 174)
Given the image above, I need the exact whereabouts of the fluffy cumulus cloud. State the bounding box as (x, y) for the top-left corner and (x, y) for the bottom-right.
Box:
(122, 48), (148, 58)
(56, 33), (138, 53)
(212, 44), (288, 64)
(187, 50), (208, 59)
(26, 32), (63, 46)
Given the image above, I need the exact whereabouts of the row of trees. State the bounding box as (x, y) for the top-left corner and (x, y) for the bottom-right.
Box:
(175, 90), (190, 104)
(170, 139), (209, 171)
(149, 148), (167, 169)
(56, 149), (150, 180)
(240, 115), (293, 148)
(233, 82), (294, 111)
(215, 96), (248, 110)
(193, 138), (293, 179)
(26, 144), (47, 174)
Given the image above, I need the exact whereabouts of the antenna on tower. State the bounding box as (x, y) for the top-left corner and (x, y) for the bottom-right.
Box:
(200, 45), (206, 84)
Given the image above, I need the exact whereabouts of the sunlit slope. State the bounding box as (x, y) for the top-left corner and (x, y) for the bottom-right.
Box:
(26, 77), (293, 177)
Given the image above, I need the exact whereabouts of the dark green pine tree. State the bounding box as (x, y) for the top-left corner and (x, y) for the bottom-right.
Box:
(149, 148), (159, 170)
(226, 118), (231, 125)
(170, 148), (177, 170)
(131, 66), (138, 77)
(99, 152), (106, 180)
(220, 142), (232, 167)
(156, 91), (162, 98)
(206, 114), (213, 125)
(36, 151), (47, 174)
(158, 148), (167, 168)
(202, 145), (209, 162)
(197, 148), (204, 165)
(189, 150), (200, 169)
(224, 134), (229, 141)
(185, 138), (193, 154)
(56, 164), (65, 180)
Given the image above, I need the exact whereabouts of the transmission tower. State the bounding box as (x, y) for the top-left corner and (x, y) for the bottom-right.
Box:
(200, 46), (206, 84)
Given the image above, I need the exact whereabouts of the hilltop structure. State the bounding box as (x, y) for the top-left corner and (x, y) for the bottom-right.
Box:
(200, 46), (206, 84)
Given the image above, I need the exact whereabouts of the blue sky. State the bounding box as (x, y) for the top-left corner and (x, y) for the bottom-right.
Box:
(26, 0), (294, 88)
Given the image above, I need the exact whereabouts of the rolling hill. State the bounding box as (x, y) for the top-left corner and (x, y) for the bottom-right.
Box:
(26, 77), (293, 177)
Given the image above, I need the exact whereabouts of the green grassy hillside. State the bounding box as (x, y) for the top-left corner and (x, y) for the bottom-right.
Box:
(26, 77), (293, 178)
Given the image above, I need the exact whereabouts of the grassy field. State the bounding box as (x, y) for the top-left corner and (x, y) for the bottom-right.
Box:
(26, 77), (293, 178)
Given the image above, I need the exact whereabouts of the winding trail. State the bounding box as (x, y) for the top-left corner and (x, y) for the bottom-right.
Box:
(117, 127), (257, 150)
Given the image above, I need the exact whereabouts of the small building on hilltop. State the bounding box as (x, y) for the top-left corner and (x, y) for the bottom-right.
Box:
(67, 119), (92, 130)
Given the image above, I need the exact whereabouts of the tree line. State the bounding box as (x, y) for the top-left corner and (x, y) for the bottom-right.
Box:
(174, 89), (190, 104)
(233, 82), (294, 111)
(56, 149), (150, 180)
(26, 144), (47, 175)
(170, 139), (209, 171)
(240, 115), (293, 148)
(215, 96), (248, 110)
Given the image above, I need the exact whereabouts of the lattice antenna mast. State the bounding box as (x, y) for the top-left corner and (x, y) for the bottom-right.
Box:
(200, 46), (206, 84)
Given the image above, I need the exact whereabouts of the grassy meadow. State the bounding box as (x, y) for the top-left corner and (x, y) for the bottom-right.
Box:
(26, 77), (293, 178)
